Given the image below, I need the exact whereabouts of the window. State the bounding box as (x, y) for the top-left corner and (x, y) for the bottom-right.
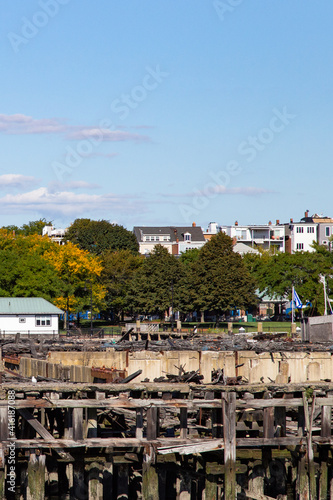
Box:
(36, 316), (51, 327)
(296, 243), (304, 250)
(296, 227), (304, 233)
(184, 233), (191, 242)
(307, 227), (314, 234)
(326, 227), (330, 237)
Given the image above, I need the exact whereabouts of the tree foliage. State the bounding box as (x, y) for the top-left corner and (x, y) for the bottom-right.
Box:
(65, 218), (138, 254)
(180, 232), (257, 316)
(1, 218), (52, 236)
(128, 245), (183, 318)
(101, 249), (144, 318)
(0, 230), (105, 314)
(243, 244), (333, 315)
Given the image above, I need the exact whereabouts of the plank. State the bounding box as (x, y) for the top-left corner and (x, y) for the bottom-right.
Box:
(18, 408), (73, 460)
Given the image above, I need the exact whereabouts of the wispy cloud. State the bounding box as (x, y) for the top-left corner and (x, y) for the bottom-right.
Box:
(0, 187), (148, 218)
(67, 128), (149, 142)
(0, 114), (66, 135)
(0, 174), (39, 189)
(83, 152), (118, 159)
(48, 180), (101, 192)
(208, 186), (275, 196)
(0, 114), (150, 143)
(160, 186), (274, 198)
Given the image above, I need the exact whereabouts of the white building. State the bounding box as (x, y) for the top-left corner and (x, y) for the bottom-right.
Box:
(221, 221), (285, 252)
(133, 224), (206, 256)
(0, 297), (63, 337)
(42, 225), (67, 245)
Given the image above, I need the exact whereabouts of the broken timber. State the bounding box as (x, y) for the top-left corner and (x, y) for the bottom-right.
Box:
(1, 381), (333, 498)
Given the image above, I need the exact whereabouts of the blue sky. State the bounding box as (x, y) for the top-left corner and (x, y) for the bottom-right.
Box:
(1, 1), (332, 231)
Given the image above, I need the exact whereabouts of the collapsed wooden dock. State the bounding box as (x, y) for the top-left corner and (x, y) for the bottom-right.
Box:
(1, 381), (333, 499)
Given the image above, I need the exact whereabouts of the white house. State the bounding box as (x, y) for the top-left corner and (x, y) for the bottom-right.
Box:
(0, 297), (64, 337)
(42, 225), (67, 245)
(133, 224), (206, 256)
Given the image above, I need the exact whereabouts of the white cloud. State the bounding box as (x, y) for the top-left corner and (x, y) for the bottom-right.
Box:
(0, 187), (148, 218)
(0, 114), (150, 142)
(0, 174), (39, 189)
(160, 185), (274, 198)
(67, 128), (150, 142)
(48, 181), (101, 192)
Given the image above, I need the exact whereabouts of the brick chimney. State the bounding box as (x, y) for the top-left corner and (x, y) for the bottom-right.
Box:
(268, 221), (272, 225)
(192, 222), (196, 227)
(276, 219), (280, 225)
(235, 221), (238, 226)
(290, 218), (293, 223)
(305, 210), (309, 218)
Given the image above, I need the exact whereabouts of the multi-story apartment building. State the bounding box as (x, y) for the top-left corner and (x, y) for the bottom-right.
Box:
(285, 211), (333, 253)
(220, 221), (285, 252)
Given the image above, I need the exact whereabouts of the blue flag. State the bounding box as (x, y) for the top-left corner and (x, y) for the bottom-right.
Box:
(293, 288), (303, 309)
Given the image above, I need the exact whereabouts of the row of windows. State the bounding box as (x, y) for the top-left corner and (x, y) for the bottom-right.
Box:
(18, 316), (51, 326)
(144, 236), (170, 242)
(296, 226), (316, 233)
(296, 243), (304, 250)
(296, 226), (331, 235)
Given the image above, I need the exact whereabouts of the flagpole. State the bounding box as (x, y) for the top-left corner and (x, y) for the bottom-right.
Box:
(323, 277), (328, 316)
(291, 285), (294, 324)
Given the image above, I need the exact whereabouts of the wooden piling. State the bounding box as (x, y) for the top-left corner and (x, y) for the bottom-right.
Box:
(87, 461), (103, 500)
(26, 454), (46, 500)
(142, 446), (159, 500)
(222, 392), (236, 499)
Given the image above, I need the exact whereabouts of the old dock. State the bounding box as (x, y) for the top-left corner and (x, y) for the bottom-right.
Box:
(1, 379), (333, 499)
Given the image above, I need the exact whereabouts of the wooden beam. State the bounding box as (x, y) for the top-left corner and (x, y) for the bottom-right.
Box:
(17, 408), (73, 460)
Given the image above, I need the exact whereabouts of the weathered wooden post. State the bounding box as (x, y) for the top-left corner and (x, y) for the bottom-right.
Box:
(26, 453), (46, 500)
(136, 320), (141, 340)
(143, 407), (159, 499)
(87, 461), (103, 500)
(319, 392), (332, 499)
(222, 391), (236, 499)
(103, 451), (113, 500)
(180, 407), (188, 439)
(136, 408), (144, 439)
(142, 446), (159, 500)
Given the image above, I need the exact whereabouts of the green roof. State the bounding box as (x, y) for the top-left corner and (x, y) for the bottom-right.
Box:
(0, 298), (63, 314)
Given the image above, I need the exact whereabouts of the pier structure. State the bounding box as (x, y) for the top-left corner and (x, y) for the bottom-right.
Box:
(0, 381), (333, 499)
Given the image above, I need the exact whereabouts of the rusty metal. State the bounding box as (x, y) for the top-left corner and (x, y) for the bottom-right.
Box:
(3, 355), (21, 366)
(91, 366), (127, 383)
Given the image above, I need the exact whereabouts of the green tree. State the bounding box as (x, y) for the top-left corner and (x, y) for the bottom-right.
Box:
(128, 245), (183, 318)
(65, 219), (138, 254)
(100, 249), (144, 320)
(2, 218), (52, 236)
(243, 245), (333, 315)
(181, 232), (257, 319)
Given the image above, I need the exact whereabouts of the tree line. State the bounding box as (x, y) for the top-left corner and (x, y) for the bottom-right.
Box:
(1, 217), (332, 320)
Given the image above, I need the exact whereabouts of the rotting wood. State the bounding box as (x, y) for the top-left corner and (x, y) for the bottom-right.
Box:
(18, 408), (73, 460)
(223, 391), (236, 499)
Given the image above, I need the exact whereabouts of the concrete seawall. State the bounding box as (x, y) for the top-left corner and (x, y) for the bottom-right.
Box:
(44, 349), (333, 384)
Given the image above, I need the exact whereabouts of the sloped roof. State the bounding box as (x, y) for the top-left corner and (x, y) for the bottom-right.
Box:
(133, 226), (205, 242)
(233, 242), (260, 255)
(0, 298), (64, 314)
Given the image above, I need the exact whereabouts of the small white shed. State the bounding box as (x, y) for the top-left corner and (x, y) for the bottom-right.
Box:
(0, 297), (64, 337)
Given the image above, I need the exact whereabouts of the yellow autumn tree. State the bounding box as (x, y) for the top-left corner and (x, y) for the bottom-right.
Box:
(43, 241), (106, 314)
